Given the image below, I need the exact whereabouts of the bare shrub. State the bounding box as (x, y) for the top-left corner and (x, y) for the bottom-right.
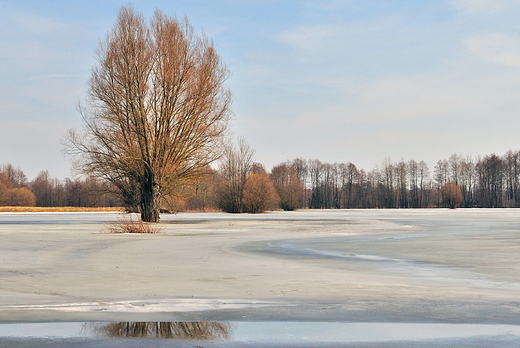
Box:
(242, 170), (280, 214)
(5, 187), (36, 207)
(441, 183), (463, 209)
(106, 214), (162, 234)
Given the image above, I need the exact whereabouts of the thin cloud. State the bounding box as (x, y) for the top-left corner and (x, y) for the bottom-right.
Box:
(30, 74), (83, 80)
(300, 0), (359, 11)
(452, 0), (518, 14)
(11, 12), (68, 36)
(466, 34), (520, 66)
(277, 25), (336, 51)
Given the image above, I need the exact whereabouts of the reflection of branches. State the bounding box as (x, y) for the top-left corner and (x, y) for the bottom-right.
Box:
(85, 322), (232, 340)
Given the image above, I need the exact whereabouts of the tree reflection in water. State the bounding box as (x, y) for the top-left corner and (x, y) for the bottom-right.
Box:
(85, 321), (232, 340)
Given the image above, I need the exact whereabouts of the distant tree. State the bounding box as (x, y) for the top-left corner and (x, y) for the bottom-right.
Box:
(5, 188), (36, 207)
(159, 166), (216, 212)
(290, 158), (309, 207)
(441, 183), (463, 209)
(408, 160), (419, 208)
(0, 180), (7, 206)
(270, 162), (304, 211)
(242, 165), (279, 213)
(448, 154), (463, 186)
(0, 164), (30, 206)
(29, 171), (66, 207)
(504, 150), (520, 206)
(67, 6), (231, 222)
(30, 171), (54, 207)
(339, 162), (357, 208)
(0, 164), (28, 188)
(475, 154), (504, 208)
(214, 138), (254, 213)
(459, 156), (475, 207)
(432, 160), (447, 207)
(417, 160), (431, 207)
(308, 159), (324, 208)
(395, 160), (408, 208)
(381, 158), (396, 208)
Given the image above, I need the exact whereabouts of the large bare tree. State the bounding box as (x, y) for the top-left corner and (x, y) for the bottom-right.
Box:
(68, 6), (231, 222)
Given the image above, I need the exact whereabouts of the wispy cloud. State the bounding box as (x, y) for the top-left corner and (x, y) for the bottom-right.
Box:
(300, 0), (359, 11)
(30, 74), (83, 80)
(466, 34), (520, 66)
(10, 12), (68, 36)
(277, 25), (336, 51)
(452, 0), (519, 14)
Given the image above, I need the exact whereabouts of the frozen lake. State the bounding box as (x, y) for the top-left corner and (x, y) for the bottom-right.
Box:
(1, 209), (520, 346)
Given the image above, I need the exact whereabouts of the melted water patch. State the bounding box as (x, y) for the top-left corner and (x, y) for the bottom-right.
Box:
(2, 321), (520, 343)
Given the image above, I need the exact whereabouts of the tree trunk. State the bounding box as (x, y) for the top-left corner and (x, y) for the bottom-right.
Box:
(140, 171), (160, 223)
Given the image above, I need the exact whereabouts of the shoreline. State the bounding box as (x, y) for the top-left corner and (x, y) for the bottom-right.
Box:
(0, 207), (124, 213)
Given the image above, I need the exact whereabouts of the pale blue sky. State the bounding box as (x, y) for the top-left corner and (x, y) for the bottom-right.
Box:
(2, 0), (520, 179)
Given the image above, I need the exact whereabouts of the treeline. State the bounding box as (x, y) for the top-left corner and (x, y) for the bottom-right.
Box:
(301, 151), (520, 209)
(266, 150), (520, 210)
(0, 164), (120, 207)
(4, 148), (520, 211)
(180, 148), (520, 211)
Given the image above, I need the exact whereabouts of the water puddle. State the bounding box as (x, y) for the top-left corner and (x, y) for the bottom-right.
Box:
(1, 321), (520, 343)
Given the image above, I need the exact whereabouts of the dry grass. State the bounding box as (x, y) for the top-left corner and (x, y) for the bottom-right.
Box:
(85, 321), (232, 339)
(106, 214), (162, 234)
(0, 206), (124, 213)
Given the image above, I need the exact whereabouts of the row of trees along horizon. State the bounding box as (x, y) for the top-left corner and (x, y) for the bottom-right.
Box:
(2, 146), (520, 212)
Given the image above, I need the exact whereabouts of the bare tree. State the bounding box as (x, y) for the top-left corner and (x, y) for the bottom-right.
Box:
(459, 156), (475, 207)
(475, 154), (504, 208)
(214, 138), (255, 213)
(67, 6), (231, 222)
(395, 159), (408, 208)
(290, 158), (309, 206)
(434, 159), (449, 207)
(417, 160), (430, 207)
(270, 162), (304, 211)
(381, 158), (395, 208)
(308, 159), (324, 208)
(503, 150), (520, 206)
(408, 160), (419, 208)
(339, 162), (357, 208)
(448, 154), (462, 186)
(1, 164), (28, 188)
